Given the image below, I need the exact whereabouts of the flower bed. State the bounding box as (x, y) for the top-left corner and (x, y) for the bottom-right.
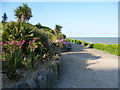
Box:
(1, 3), (67, 88)
(2, 57), (61, 88)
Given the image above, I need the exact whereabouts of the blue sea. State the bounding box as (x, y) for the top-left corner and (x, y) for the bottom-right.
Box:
(68, 37), (119, 44)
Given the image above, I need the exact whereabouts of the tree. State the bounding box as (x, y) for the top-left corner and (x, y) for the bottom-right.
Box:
(2, 13), (7, 23)
(35, 23), (42, 29)
(54, 24), (62, 34)
(14, 4), (32, 22)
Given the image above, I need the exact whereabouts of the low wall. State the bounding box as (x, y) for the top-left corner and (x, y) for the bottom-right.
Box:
(2, 58), (60, 89)
(14, 60), (60, 88)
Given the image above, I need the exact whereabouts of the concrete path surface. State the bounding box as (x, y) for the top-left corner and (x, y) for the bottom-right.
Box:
(54, 42), (118, 88)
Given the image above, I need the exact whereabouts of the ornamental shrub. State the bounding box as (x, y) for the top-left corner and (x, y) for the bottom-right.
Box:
(33, 29), (50, 56)
(1, 38), (43, 74)
(66, 38), (119, 56)
(1, 40), (26, 72)
(93, 43), (119, 56)
(88, 43), (93, 48)
(77, 40), (82, 44)
(1, 22), (37, 56)
(2, 22), (35, 41)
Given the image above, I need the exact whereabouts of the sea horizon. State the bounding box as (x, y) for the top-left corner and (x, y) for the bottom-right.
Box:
(67, 37), (119, 44)
(67, 36), (119, 38)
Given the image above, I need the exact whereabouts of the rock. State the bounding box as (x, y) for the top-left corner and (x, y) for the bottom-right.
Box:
(46, 68), (55, 88)
(36, 75), (44, 88)
(36, 74), (47, 88)
(5, 60), (60, 88)
(14, 81), (29, 88)
(27, 79), (36, 88)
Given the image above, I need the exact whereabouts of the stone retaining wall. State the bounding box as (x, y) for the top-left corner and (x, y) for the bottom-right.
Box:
(13, 60), (60, 88)
(0, 58), (60, 89)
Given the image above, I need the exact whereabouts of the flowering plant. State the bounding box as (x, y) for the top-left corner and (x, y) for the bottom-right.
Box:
(52, 38), (67, 48)
(1, 40), (26, 72)
(1, 37), (43, 71)
(27, 38), (43, 68)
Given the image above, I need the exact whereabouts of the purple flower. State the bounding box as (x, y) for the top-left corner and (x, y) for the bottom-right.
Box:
(0, 42), (3, 46)
(9, 41), (14, 45)
(32, 38), (38, 43)
(60, 39), (65, 42)
(14, 41), (18, 45)
(33, 38), (38, 40)
(16, 42), (21, 46)
(21, 40), (26, 45)
(3, 41), (8, 44)
(2, 48), (6, 52)
(32, 39), (35, 43)
(32, 46), (34, 49)
(28, 41), (32, 44)
(5, 41), (8, 44)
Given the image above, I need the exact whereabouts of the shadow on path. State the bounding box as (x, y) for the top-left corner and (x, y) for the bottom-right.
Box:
(54, 43), (118, 88)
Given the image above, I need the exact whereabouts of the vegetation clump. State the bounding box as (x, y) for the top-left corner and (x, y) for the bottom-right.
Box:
(1, 3), (67, 80)
(66, 38), (120, 56)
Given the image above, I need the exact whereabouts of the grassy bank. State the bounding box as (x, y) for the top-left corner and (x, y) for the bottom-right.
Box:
(66, 38), (120, 56)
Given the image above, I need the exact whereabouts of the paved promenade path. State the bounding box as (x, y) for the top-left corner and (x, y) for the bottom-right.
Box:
(54, 42), (118, 88)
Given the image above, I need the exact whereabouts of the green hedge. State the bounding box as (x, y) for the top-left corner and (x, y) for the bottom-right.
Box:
(93, 43), (119, 56)
(66, 38), (90, 46)
(66, 38), (119, 56)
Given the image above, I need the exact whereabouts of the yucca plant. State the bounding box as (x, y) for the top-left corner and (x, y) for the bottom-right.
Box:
(2, 22), (37, 55)
(14, 4), (32, 22)
(2, 22), (35, 41)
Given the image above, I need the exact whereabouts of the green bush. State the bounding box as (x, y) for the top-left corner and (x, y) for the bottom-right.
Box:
(66, 38), (119, 56)
(85, 42), (90, 46)
(66, 38), (81, 44)
(75, 40), (82, 44)
(88, 43), (93, 48)
(93, 43), (119, 56)
(34, 29), (49, 46)
(2, 22), (37, 56)
(79, 41), (89, 46)
(35, 23), (54, 34)
(81, 41), (85, 46)
(2, 22), (35, 41)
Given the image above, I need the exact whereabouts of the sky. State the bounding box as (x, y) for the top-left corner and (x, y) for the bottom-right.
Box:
(0, 2), (118, 37)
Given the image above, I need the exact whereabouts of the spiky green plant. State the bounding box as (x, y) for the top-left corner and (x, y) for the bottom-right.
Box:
(14, 4), (32, 22)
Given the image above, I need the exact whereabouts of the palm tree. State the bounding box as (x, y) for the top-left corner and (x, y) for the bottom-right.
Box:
(54, 24), (62, 34)
(14, 4), (32, 22)
(2, 13), (7, 23)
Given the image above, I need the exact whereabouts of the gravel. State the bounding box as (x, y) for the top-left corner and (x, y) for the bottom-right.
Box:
(54, 42), (118, 88)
